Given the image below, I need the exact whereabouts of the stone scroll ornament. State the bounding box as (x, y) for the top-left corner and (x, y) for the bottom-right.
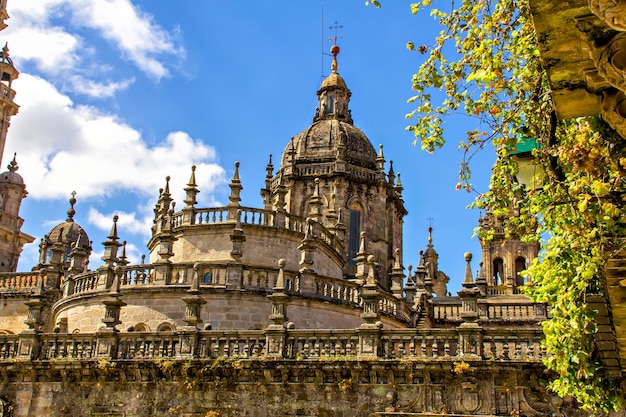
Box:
(594, 32), (626, 137)
(602, 89), (626, 138)
(589, 0), (626, 31)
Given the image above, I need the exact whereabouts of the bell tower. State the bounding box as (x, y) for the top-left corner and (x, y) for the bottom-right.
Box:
(478, 209), (539, 293)
(0, 0), (33, 271)
(0, 0), (18, 167)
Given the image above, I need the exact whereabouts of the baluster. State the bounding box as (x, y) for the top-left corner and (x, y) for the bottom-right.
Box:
(432, 337), (439, 358)
(502, 338), (510, 360)
(444, 337), (451, 357)
(515, 338), (522, 359)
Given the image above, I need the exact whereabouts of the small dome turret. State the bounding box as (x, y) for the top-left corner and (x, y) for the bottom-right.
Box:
(36, 192), (91, 270)
(0, 153), (24, 187)
(279, 45), (377, 174)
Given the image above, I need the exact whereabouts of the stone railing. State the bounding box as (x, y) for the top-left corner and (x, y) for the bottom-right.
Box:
(313, 276), (360, 306)
(71, 272), (99, 294)
(0, 272), (45, 294)
(0, 326), (545, 362)
(483, 302), (545, 321)
(432, 303), (461, 321)
(432, 299), (546, 323)
(486, 285), (522, 295)
(169, 205), (342, 254)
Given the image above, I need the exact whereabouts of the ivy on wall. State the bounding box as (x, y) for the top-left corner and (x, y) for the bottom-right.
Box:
(369, 0), (626, 411)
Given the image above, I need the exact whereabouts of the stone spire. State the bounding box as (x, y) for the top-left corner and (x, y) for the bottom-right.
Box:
(183, 165), (199, 209)
(227, 162), (243, 222)
(101, 215), (121, 267)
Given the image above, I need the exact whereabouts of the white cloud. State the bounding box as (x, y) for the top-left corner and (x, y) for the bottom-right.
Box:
(69, 0), (182, 80)
(68, 75), (135, 98)
(87, 207), (153, 237)
(4, 26), (80, 73)
(5, 74), (227, 203)
(4, 0), (183, 95)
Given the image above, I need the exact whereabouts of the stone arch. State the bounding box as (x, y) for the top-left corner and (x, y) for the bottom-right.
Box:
(157, 322), (174, 332)
(346, 197), (366, 268)
(493, 257), (505, 286)
(515, 256), (527, 286)
(133, 322), (149, 332)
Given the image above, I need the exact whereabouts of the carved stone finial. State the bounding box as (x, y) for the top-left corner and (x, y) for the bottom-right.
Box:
(66, 191), (77, 222)
(7, 153), (17, 172)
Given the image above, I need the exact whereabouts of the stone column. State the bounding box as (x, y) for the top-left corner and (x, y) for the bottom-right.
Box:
(226, 209), (245, 289)
(358, 255), (382, 357)
(96, 270), (125, 358)
(19, 278), (45, 359)
(178, 270), (205, 358)
(458, 252), (483, 358)
(265, 260), (289, 358)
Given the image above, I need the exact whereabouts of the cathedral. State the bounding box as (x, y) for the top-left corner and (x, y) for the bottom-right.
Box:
(0, 1), (616, 416)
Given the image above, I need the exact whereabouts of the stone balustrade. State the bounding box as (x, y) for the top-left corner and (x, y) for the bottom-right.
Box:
(169, 206), (342, 254)
(0, 272), (45, 293)
(0, 326), (545, 362)
(432, 300), (546, 323)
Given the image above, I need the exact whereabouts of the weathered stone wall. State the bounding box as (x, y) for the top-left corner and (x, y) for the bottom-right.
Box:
(53, 290), (383, 333)
(0, 296), (28, 334)
(0, 359), (579, 417)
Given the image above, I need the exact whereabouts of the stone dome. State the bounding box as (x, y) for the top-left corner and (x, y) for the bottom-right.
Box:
(320, 72), (347, 90)
(0, 169), (23, 186)
(43, 193), (90, 253)
(46, 221), (90, 251)
(282, 119), (377, 170)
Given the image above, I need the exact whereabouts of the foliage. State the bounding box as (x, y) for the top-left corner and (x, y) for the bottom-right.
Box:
(369, 0), (626, 412)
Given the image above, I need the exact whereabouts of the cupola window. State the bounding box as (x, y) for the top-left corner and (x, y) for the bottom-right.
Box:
(326, 95), (335, 115)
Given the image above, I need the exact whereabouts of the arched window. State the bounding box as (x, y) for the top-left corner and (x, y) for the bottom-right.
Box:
(515, 257), (527, 286)
(493, 258), (504, 286)
(133, 323), (149, 332)
(348, 209), (361, 266)
(157, 322), (174, 332)
(203, 271), (213, 284)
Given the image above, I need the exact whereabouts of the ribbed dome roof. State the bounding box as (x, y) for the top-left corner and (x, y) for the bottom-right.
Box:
(282, 119), (377, 170)
(320, 72), (347, 90)
(47, 221), (90, 251)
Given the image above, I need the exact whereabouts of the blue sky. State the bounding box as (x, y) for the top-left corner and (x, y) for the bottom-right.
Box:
(4, 1), (494, 294)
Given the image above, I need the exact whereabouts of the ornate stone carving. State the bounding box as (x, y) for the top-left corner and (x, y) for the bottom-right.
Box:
(459, 380), (481, 413)
(601, 89), (626, 138)
(589, 0), (626, 31)
(595, 32), (626, 93)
